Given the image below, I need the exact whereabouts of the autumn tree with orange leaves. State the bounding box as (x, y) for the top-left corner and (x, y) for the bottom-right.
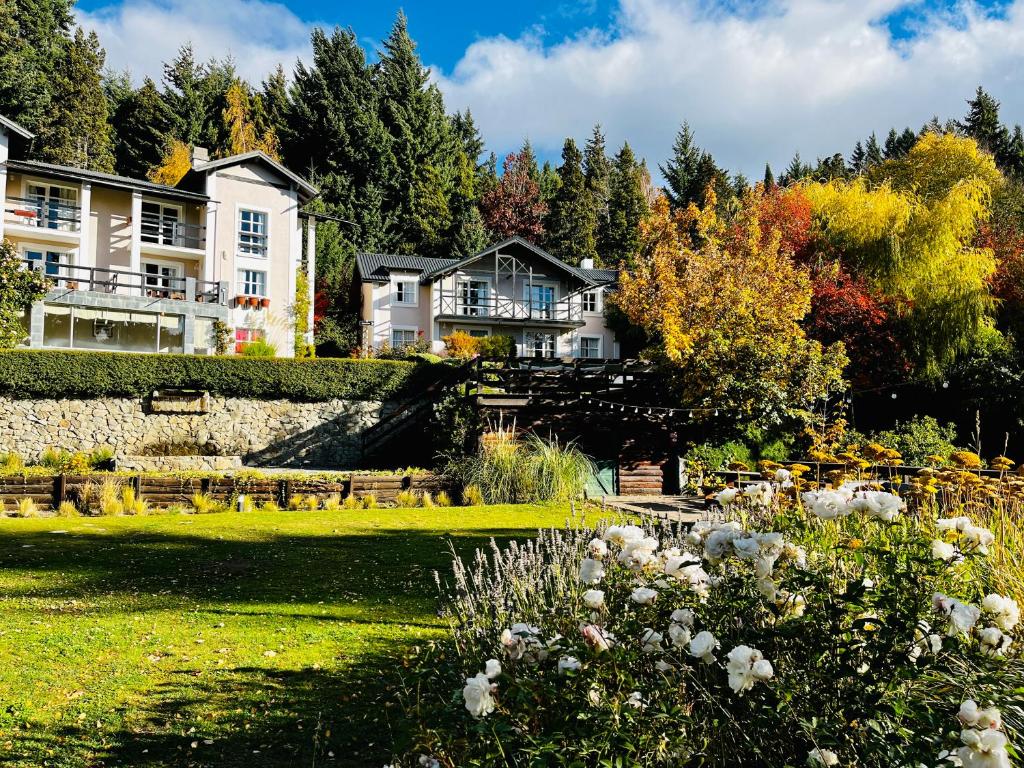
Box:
(613, 189), (847, 427)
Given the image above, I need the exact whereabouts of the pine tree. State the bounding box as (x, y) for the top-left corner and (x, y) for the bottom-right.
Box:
(584, 125), (612, 260)
(782, 152), (811, 184)
(849, 141), (866, 174)
(883, 127), (917, 160)
(660, 122), (726, 209)
(960, 86), (1010, 159)
(544, 138), (597, 263)
(865, 133), (884, 167)
(35, 28), (114, 171)
(110, 77), (174, 178)
(521, 139), (541, 181)
(162, 45), (236, 153)
(538, 160), (560, 206)
(814, 153), (847, 181)
(763, 163), (776, 189)
(259, 65), (290, 151)
(602, 142), (649, 269)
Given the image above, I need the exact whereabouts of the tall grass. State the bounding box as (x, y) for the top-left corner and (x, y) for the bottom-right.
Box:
(454, 422), (596, 504)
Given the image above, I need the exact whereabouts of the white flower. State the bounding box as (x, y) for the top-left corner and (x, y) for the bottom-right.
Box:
(733, 536), (762, 561)
(757, 577), (778, 601)
(579, 558), (605, 585)
(581, 623), (613, 652)
(625, 691), (644, 709)
(500, 623), (544, 662)
(848, 490), (905, 522)
(958, 728), (1011, 768)
(979, 626), (1012, 658)
(777, 591), (806, 618)
(670, 608), (695, 627)
(418, 756), (440, 768)
(932, 539), (958, 561)
(679, 564), (713, 599)
(961, 524), (995, 555)
(631, 586), (658, 605)
(743, 482), (774, 507)
(934, 593), (981, 637)
(783, 542), (807, 567)
(958, 700), (1002, 730)
(485, 659), (501, 679)
(618, 537), (660, 570)
(807, 748), (839, 766)
(715, 487), (739, 507)
(655, 659), (674, 672)
(689, 630), (719, 663)
(802, 490), (850, 520)
(775, 468), (792, 483)
(604, 525), (644, 546)
(640, 628), (664, 653)
(909, 621), (943, 662)
(462, 672), (495, 717)
(938, 516), (972, 532)
(982, 594), (1020, 631)
(668, 622), (692, 648)
(664, 553), (701, 579)
(726, 645), (774, 694)
(705, 528), (740, 561)
(557, 655), (581, 674)
(582, 589), (605, 609)
(588, 538), (608, 559)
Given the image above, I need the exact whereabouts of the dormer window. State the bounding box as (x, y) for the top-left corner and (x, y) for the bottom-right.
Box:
(582, 291), (600, 313)
(238, 209), (268, 257)
(392, 278), (417, 306)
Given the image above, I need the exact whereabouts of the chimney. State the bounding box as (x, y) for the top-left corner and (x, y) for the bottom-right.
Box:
(580, 257), (595, 270)
(191, 146), (210, 168)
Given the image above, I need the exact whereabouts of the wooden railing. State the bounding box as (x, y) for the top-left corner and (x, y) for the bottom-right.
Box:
(140, 213), (205, 250)
(23, 259), (227, 305)
(436, 290), (583, 323)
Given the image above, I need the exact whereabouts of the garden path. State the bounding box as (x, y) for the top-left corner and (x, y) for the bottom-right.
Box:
(601, 495), (708, 525)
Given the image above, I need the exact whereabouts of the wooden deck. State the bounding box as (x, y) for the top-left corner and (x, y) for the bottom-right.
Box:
(599, 495), (708, 524)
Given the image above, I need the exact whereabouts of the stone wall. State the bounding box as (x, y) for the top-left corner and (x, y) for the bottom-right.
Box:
(0, 396), (385, 468)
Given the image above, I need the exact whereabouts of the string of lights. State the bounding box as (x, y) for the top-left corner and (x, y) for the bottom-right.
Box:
(582, 396), (723, 418)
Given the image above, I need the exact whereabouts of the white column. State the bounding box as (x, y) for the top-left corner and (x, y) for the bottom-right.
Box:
(304, 215), (316, 347)
(77, 182), (93, 270)
(203, 174), (217, 284)
(129, 191), (142, 275)
(0, 164), (7, 243)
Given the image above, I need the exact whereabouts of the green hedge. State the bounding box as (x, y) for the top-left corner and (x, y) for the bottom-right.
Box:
(0, 350), (436, 402)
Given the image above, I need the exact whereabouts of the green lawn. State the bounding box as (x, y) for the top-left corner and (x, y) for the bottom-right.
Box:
(0, 505), (581, 767)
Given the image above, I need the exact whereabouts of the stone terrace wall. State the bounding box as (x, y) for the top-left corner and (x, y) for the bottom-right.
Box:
(0, 396), (385, 468)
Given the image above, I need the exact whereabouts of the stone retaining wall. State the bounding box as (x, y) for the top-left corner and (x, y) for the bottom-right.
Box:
(0, 396), (385, 468)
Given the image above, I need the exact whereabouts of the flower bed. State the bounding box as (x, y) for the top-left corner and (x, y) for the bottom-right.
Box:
(395, 469), (1024, 766)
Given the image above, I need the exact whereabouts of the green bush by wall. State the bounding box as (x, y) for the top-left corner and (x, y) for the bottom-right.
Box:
(0, 350), (436, 402)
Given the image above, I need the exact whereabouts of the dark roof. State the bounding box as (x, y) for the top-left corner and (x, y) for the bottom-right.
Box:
(4, 159), (210, 203)
(580, 267), (619, 284)
(418, 236), (601, 285)
(356, 252), (458, 282)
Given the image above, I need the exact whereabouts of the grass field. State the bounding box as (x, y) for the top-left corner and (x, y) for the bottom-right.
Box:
(0, 505), (582, 767)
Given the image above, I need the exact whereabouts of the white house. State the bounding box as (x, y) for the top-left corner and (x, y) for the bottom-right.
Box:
(1, 112), (318, 356)
(354, 236), (621, 359)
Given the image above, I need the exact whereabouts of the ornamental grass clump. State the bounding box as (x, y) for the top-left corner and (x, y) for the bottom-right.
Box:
(395, 479), (1024, 767)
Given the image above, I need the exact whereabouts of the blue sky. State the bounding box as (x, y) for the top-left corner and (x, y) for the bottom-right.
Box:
(76, 0), (1024, 177)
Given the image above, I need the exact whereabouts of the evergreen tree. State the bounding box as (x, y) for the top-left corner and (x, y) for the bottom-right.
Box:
(374, 11), (458, 255)
(537, 160), (560, 206)
(602, 142), (649, 269)
(864, 133), (884, 167)
(260, 65), (290, 145)
(814, 153), (847, 181)
(1004, 125), (1024, 179)
(883, 127), (917, 160)
(110, 77), (173, 178)
(35, 28), (114, 171)
(162, 45), (236, 153)
(584, 125), (612, 260)
(782, 152), (812, 184)
(544, 138), (597, 263)
(660, 122), (727, 209)
(960, 86), (1010, 159)
(222, 79), (279, 158)
(849, 141), (866, 174)
(763, 163), (775, 189)
(520, 139), (541, 181)
(451, 109), (484, 164)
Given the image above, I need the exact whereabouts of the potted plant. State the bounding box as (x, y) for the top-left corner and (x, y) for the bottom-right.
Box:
(235, 295), (247, 308)
(248, 296), (260, 308)
(260, 297), (271, 309)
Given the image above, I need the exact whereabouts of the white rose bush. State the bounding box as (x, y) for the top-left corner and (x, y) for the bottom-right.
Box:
(393, 476), (1024, 766)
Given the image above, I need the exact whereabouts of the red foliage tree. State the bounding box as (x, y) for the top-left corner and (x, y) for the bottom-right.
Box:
(806, 265), (913, 389)
(756, 184), (814, 261)
(480, 152), (548, 241)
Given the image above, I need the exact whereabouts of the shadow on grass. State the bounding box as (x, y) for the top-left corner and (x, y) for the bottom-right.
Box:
(5, 649), (416, 767)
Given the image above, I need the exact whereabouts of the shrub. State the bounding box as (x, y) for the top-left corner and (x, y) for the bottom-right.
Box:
(16, 498), (39, 518)
(477, 334), (516, 358)
(259, 500), (281, 513)
(88, 446), (115, 470)
(461, 484), (484, 507)
(871, 415), (959, 465)
(361, 493), (378, 509)
(190, 492), (218, 515)
(56, 501), (79, 517)
(0, 452), (25, 473)
(239, 339), (277, 357)
(442, 331), (480, 360)
(38, 448), (90, 474)
(434, 491), (453, 507)
(99, 478), (123, 516)
(420, 491), (435, 508)
(399, 478), (1024, 767)
(322, 493), (342, 511)
(119, 486), (148, 516)
(0, 349), (436, 402)
(342, 494), (360, 510)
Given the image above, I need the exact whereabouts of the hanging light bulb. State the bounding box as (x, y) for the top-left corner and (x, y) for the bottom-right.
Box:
(942, 381), (949, 389)
(714, 409), (719, 416)
(688, 409), (693, 418)
(891, 392), (898, 399)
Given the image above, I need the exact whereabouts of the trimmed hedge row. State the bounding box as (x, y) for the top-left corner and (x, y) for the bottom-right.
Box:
(0, 349), (437, 402)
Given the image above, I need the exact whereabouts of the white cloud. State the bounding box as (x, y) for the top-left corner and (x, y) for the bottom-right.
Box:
(432, 0), (1024, 176)
(77, 0), (314, 86)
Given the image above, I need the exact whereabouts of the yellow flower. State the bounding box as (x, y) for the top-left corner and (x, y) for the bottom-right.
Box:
(848, 538), (864, 550)
(950, 450), (982, 469)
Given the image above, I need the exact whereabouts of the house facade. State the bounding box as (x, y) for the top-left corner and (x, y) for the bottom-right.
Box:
(355, 237), (621, 359)
(1, 114), (317, 357)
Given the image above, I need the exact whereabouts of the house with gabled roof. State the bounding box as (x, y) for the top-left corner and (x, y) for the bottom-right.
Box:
(354, 236), (621, 359)
(1, 113), (318, 356)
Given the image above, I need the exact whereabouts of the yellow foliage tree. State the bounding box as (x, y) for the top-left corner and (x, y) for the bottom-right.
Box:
(805, 132), (999, 374)
(148, 138), (192, 187)
(223, 79), (280, 159)
(614, 192), (847, 426)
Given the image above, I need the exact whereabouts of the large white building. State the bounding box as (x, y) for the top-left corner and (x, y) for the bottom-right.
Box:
(354, 236), (621, 359)
(1, 113), (317, 356)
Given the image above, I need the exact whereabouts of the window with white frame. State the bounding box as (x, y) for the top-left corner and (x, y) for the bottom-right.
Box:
(23, 246), (71, 279)
(457, 279), (490, 316)
(238, 269), (267, 297)
(582, 291), (599, 313)
(23, 182), (78, 231)
(238, 209), (268, 257)
(526, 332), (556, 359)
(392, 279), (417, 306)
(391, 327), (418, 349)
(580, 335), (602, 359)
(143, 261), (182, 296)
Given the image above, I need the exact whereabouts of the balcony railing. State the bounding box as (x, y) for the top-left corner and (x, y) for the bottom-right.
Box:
(437, 290), (582, 323)
(5, 196), (82, 232)
(140, 213), (205, 250)
(22, 259), (227, 305)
